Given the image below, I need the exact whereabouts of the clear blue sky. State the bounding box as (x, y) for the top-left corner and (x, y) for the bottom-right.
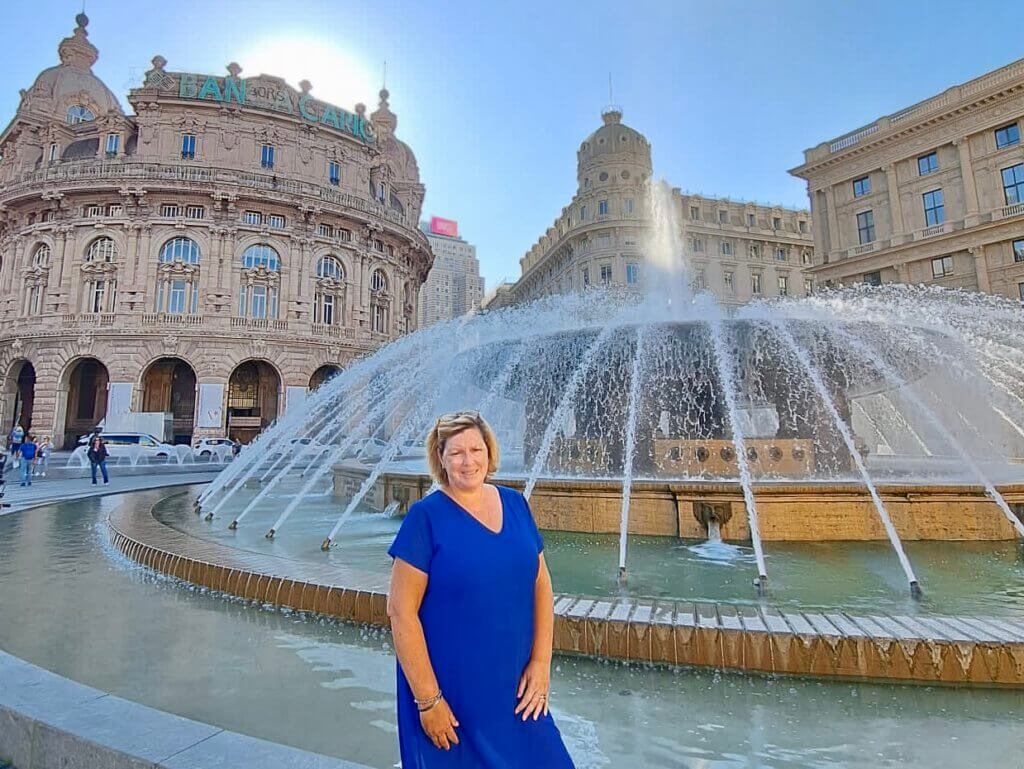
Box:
(5, 0), (1023, 290)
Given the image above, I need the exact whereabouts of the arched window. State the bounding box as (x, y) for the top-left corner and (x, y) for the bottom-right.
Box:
(86, 237), (117, 263)
(316, 255), (344, 281)
(314, 256), (346, 327)
(159, 237), (200, 264)
(32, 244), (51, 268)
(371, 269), (388, 292)
(66, 105), (95, 125)
(242, 244), (280, 271)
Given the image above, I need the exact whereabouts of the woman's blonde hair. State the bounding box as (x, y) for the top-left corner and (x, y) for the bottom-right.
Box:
(426, 411), (500, 486)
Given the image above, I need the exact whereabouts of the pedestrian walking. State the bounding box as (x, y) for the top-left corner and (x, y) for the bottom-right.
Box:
(18, 434), (38, 487)
(34, 435), (52, 477)
(87, 435), (109, 485)
(9, 424), (24, 470)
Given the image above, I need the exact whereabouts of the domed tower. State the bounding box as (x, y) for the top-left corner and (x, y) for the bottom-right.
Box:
(576, 106), (652, 194)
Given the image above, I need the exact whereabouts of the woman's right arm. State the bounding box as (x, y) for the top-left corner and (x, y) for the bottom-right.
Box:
(387, 559), (460, 751)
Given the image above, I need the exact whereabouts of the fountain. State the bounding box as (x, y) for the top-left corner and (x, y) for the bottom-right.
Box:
(105, 181), (1024, 685)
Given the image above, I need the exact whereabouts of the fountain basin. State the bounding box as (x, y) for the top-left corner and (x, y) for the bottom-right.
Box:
(333, 463), (1024, 542)
(110, 490), (1024, 686)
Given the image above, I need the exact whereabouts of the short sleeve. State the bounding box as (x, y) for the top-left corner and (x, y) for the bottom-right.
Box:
(388, 501), (434, 575)
(518, 490), (544, 555)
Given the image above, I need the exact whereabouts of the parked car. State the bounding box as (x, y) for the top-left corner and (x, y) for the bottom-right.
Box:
(193, 438), (236, 459)
(349, 436), (389, 461)
(289, 437), (327, 457)
(76, 432), (175, 460)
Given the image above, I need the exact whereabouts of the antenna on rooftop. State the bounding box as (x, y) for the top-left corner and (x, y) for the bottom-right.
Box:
(382, 60), (387, 90)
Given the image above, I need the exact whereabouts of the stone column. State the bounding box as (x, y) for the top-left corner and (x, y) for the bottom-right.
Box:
(970, 244), (991, 293)
(48, 228), (70, 311)
(884, 164), (904, 241)
(136, 225), (153, 308)
(823, 186), (841, 257)
(956, 138), (980, 226)
(124, 222), (140, 286)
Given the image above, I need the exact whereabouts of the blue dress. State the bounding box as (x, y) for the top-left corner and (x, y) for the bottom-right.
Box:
(388, 485), (576, 768)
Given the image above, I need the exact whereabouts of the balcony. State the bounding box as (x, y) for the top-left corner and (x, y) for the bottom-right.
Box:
(62, 313), (116, 327)
(918, 223), (949, 239)
(141, 313), (204, 326)
(993, 202), (1024, 221)
(851, 242), (877, 256)
(230, 317), (289, 332)
(310, 323), (357, 339)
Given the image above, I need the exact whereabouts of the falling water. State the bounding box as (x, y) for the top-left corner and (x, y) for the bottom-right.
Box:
(617, 325), (649, 579)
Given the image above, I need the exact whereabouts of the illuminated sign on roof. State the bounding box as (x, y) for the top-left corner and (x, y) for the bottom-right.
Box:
(430, 216), (459, 238)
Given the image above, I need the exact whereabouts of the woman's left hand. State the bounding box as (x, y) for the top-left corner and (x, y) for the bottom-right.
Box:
(514, 657), (550, 721)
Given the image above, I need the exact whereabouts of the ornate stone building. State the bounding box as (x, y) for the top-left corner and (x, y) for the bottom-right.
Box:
(790, 57), (1024, 298)
(0, 15), (432, 446)
(504, 107), (814, 307)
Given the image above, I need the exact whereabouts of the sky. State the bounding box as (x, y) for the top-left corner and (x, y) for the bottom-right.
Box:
(5, 0), (1024, 291)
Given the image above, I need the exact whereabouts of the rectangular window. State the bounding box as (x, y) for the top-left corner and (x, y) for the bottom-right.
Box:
(692, 238), (704, 253)
(747, 213), (756, 227)
(161, 204), (180, 217)
(773, 216), (782, 229)
(690, 206), (700, 220)
(751, 273), (762, 294)
(852, 176), (871, 197)
(1003, 164), (1024, 205)
(86, 205), (103, 218)
(626, 263), (639, 285)
(322, 293), (335, 324)
(598, 200), (608, 216)
(721, 241), (732, 255)
(801, 250), (812, 265)
(41, 211), (55, 222)
(778, 275), (789, 295)
(775, 247), (788, 261)
(105, 134), (119, 156)
(799, 220), (808, 233)
(718, 210), (728, 223)
(89, 279), (106, 313)
(251, 285), (267, 318)
(857, 210), (875, 244)
(338, 228), (351, 242)
(185, 205), (205, 219)
(328, 161), (341, 185)
(190, 282), (199, 314)
(104, 204), (121, 217)
(723, 271), (734, 292)
(1014, 239), (1024, 263)
(581, 267), (590, 287)
(995, 123), (1020, 149)
(694, 270), (706, 290)
(750, 244), (760, 258)
(374, 239), (385, 252)
(580, 205), (588, 221)
(597, 233), (611, 249)
(267, 214), (285, 229)
(931, 255), (954, 279)
(600, 264), (612, 285)
(1019, 283), (1024, 302)
(261, 144), (275, 169)
(863, 271), (882, 286)
(48, 144), (58, 163)
(318, 223), (334, 237)
(918, 152), (939, 175)
(168, 279), (187, 314)
(181, 134), (196, 160)
(804, 278), (814, 295)
(923, 189), (945, 226)
(624, 198), (635, 214)
(243, 210), (262, 225)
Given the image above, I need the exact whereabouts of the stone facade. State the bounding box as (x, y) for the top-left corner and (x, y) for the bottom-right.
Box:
(0, 15), (433, 447)
(790, 57), (1024, 298)
(505, 108), (814, 306)
(417, 220), (484, 327)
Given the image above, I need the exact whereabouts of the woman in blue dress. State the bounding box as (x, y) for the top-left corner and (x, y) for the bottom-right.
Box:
(387, 411), (576, 768)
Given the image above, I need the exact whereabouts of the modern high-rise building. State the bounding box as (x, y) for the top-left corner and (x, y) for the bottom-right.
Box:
(417, 217), (485, 326)
(503, 108), (814, 307)
(790, 57), (1024, 298)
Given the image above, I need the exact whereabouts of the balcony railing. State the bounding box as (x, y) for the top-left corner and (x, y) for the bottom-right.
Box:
(62, 313), (116, 327)
(994, 202), (1024, 221)
(230, 317), (289, 332)
(140, 313), (205, 326)
(5, 160), (411, 228)
(311, 323), (357, 339)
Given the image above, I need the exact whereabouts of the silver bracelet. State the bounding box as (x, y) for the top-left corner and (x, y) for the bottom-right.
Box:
(415, 689), (443, 712)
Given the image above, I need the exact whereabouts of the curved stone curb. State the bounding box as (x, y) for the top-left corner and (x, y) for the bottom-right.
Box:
(0, 650), (372, 769)
(108, 494), (1024, 687)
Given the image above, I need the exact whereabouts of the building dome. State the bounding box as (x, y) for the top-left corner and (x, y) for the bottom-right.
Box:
(576, 107), (651, 187)
(16, 14), (122, 124)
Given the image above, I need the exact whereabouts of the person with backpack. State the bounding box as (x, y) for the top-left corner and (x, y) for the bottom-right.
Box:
(18, 434), (37, 487)
(34, 435), (52, 478)
(87, 435), (109, 485)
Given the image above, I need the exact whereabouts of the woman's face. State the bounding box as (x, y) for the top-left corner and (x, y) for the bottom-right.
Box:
(441, 427), (489, 492)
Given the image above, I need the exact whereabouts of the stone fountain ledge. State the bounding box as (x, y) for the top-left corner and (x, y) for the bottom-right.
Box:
(0, 650), (371, 769)
(108, 494), (1024, 687)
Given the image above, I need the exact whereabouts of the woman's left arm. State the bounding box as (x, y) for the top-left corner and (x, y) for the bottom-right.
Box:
(515, 553), (554, 720)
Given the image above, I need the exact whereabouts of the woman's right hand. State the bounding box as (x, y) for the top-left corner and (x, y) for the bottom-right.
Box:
(420, 698), (460, 750)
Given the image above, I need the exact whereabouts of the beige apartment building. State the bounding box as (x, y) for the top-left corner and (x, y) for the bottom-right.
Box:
(790, 57), (1024, 298)
(417, 218), (485, 327)
(504, 108), (814, 307)
(0, 15), (432, 446)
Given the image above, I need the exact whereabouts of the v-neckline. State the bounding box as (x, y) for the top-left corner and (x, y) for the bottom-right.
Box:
(439, 485), (504, 536)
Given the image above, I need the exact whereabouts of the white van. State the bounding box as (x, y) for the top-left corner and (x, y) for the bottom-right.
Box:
(77, 433), (176, 460)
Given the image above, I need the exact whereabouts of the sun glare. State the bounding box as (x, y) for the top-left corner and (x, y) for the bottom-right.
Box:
(237, 35), (380, 111)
